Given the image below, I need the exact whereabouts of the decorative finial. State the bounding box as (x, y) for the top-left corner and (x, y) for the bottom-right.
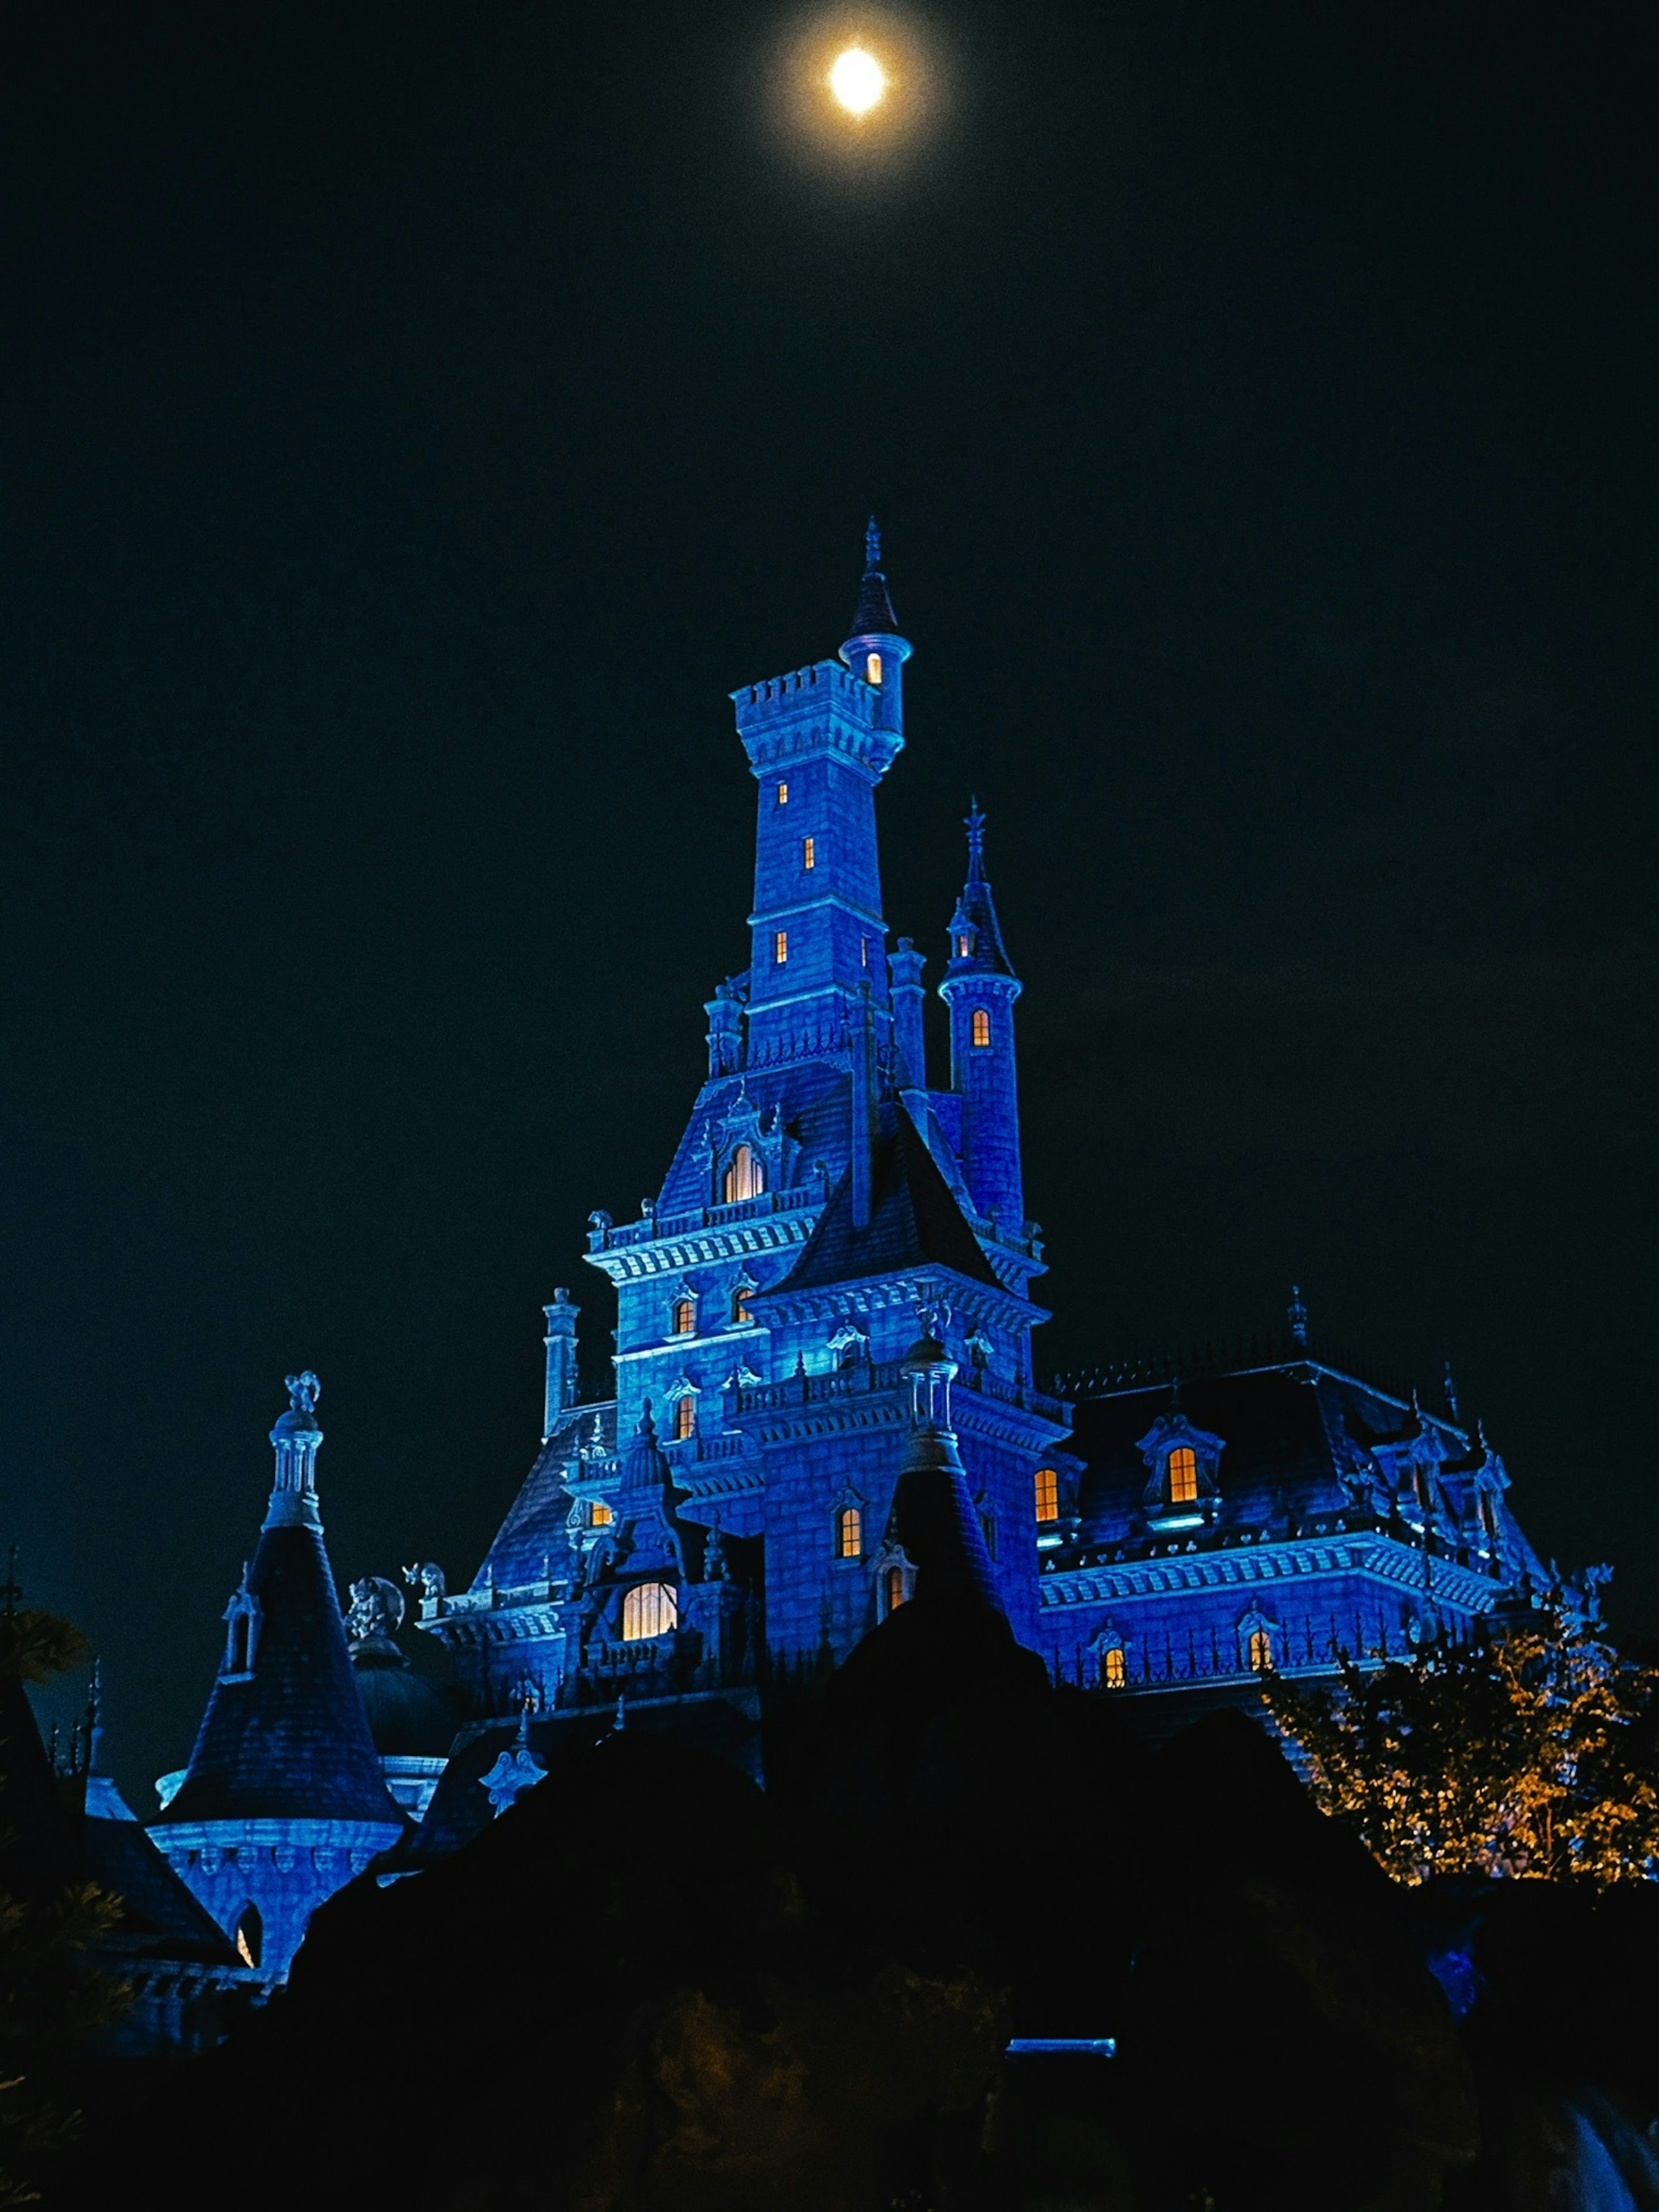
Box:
(85, 1661), (106, 1776)
(1287, 1285), (1309, 1349)
(614, 1692), (627, 1733)
(1, 1544), (19, 1618)
(285, 1370), (320, 1415)
(965, 798), (986, 877)
(864, 515), (881, 573)
(1443, 1360), (1460, 1420)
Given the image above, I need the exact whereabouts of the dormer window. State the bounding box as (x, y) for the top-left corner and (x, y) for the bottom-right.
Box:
(957, 933), (971, 958)
(672, 1395), (696, 1441)
(776, 781), (788, 806)
(732, 1281), (754, 1325)
(1103, 1647), (1127, 1689)
(803, 836), (816, 870)
(1034, 1466), (1060, 1524)
(1167, 1446), (1198, 1506)
(622, 1582), (677, 1641)
(774, 930), (788, 965)
(671, 1296), (696, 1336)
(590, 1498), (614, 1528)
(1248, 1628), (1274, 1672)
(883, 1564), (908, 1614)
(723, 1144), (765, 1203)
(971, 1007), (992, 1048)
(836, 1506), (863, 1558)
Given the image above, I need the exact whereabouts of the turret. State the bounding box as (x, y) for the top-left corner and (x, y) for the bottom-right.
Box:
(937, 804), (1025, 1228)
(889, 1322), (1002, 1611)
(839, 516), (913, 735)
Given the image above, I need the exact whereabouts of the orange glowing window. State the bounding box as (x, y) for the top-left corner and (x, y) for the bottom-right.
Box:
(590, 1498), (614, 1528)
(1103, 1646), (1127, 1689)
(803, 836), (816, 870)
(672, 1395), (696, 1441)
(1248, 1628), (1273, 1672)
(884, 1565), (907, 1614)
(732, 1283), (754, 1324)
(971, 1007), (992, 1049)
(957, 933), (971, 958)
(774, 930), (788, 965)
(671, 1297), (696, 1336)
(1167, 1446), (1198, 1505)
(866, 652), (882, 685)
(234, 1904), (263, 1969)
(1034, 1466), (1060, 1524)
(622, 1581), (677, 1641)
(723, 1144), (765, 1203)
(776, 781), (788, 806)
(836, 1506), (862, 1559)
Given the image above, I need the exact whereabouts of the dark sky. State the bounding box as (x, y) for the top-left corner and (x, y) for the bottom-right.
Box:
(1, 0), (1653, 1798)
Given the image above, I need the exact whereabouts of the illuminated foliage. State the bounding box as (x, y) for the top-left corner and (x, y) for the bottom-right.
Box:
(1265, 1624), (1659, 1885)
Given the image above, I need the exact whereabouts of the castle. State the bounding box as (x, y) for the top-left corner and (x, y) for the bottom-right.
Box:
(131, 528), (1556, 1986)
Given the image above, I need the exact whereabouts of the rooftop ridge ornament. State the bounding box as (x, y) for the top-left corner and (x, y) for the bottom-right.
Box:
(265, 1368), (324, 1532)
(965, 798), (986, 879)
(864, 514), (881, 573)
(1287, 1285), (1309, 1349)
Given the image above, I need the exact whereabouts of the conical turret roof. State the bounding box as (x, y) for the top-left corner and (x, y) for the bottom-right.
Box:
(944, 802), (1016, 980)
(157, 1376), (400, 1828)
(844, 515), (902, 640)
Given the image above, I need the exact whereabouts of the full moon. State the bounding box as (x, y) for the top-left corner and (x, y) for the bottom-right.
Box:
(829, 47), (886, 115)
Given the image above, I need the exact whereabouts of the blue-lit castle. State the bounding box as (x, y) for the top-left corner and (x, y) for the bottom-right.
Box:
(142, 528), (1559, 1986)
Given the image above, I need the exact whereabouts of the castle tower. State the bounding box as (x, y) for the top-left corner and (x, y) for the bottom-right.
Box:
(734, 518), (912, 1072)
(938, 804), (1025, 1230)
(149, 1373), (403, 1981)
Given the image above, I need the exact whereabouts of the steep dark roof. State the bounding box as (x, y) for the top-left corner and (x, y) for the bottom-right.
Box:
(890, 1418), (1003, 1613)
(159, 1522), (402, 1828)
(83, 1817), (241, 1966)
(945, 810), (1015, 979)
(775, 1103), (999, 1296)
(845, 518), (901, 639)
(480, 1398), (616, 1591)
(0, 1673), (79, 1892)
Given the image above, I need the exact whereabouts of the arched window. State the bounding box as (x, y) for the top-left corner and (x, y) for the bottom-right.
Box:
(836, 1506), (862, 1559)
(723, 1145), (765, 1203)
(971, 1007), (992, 1049)
(860, 934), (870, 968)
(732, 1281), (754, 1325)
(773, 930), (789, 965)
(234, 1903), (263, 1970)
(1167, 1446), (1198, 1506)
(672, 1394), (696, 1441)
(1103, 1646), (1127, 1689)
(866, 651), (882, 685)
(590, 1498), (614, 1528)
(671, 1296), (696, 1336)
(883, 1565), (908, 1615)
(622, 1581), (678, 1641)
(1034, 1466), (1060, 1524)
(1248, 1627), (1273, 1672)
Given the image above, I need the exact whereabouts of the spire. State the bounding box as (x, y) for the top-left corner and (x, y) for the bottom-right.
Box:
(1287, 1285), (1309, 1350)
(848, 514), (900, 639)
(156, 1373), (400, 1829)
(944, 801), (1015, 979)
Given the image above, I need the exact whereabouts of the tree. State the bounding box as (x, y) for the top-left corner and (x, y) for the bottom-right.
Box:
(1263, 1621), (1659, 1886)
(0, 1600), (127, 2205)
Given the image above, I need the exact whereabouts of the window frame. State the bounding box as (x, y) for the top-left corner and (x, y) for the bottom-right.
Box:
(971, 1006), (992, 1048)
(1034, 1465), (1061, 1524)
(621, 1581), (678, 1642)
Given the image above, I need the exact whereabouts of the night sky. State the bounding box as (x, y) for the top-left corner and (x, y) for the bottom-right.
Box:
(2, 0), (1653, 1798)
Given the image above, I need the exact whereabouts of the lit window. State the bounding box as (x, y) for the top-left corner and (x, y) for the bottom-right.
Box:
(671, 1296), (696, 1336)
(672, 1394), (696, 1441)
(971, 1007), (992, 1049)
(777, 781), (788, 806)
(732, 1282), (754, 1325)
(836, 1506), (862, 1559)
(1168, 1446), (1198, 1505)
(884, 1565), (907, 1614)
(234, 1904), (263, 1969)
(1248, 1628), (1273, 1672)
(803, 835), (816, 870)
(1034, 1466), (1059, 1524)
(723, 1144), (765, 1202)
(774, 930), (788, 964)
(622, 1581), (677, 1641)
(957, 933), (971, 958)
(590, 1498), (614, 1529)
(1103, 1646), (1127, 1689)
(866, 652), (882, 685)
